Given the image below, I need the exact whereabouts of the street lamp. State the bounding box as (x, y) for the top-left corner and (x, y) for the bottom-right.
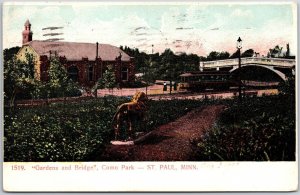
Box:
(237, 37), (242, 101)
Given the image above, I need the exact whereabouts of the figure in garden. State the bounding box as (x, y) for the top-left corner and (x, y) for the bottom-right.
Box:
(112, 91), (148, 141)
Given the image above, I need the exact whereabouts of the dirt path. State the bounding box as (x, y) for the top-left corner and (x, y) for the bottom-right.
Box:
(100, 105), (225, 161)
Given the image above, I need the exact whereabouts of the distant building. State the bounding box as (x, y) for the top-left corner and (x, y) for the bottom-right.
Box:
(17, 20), (135, 87)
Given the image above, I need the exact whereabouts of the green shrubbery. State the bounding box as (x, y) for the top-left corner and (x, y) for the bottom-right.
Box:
(4, 97), (208, 162)
(193, 94), (295, 161)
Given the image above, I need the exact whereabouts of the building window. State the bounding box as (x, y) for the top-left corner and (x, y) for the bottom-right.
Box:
(88, 65), (93, 81)
(68, 66), (79, 82)
(121, 67), (128, 81)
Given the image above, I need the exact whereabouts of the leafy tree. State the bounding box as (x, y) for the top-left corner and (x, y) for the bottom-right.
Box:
(218, 51), (230, 60)
(207, 51), (230, 61)
(48, 57), (70, 101)
(47, 57), (81, 101)
(25, 53), (35, 78)
(230, 49), (254, 58)
(4, 53), (36, 107)
(230, 50), (239, 58)
(102, 68), (116, 94)
(268, 45), (283, 58)
(141, 59), (157, 95)
(207, 51), (219, 61)
(3, 46), (20, 63)
(241, 49), (254, 57)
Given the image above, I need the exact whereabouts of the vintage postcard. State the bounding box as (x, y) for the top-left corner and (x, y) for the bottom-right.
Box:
(2, 1), (298, 192)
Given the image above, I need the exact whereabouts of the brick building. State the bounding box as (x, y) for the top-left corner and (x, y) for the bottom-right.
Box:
(17, 20), (135, 87)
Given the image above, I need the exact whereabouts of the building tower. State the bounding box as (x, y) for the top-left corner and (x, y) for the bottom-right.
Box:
(22, 19), (33, 45)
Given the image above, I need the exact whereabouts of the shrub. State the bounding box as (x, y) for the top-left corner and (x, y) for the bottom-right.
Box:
(193, 95), (295, 161)
(4, 97), (209, 161)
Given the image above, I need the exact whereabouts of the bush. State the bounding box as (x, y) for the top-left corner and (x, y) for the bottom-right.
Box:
(4, 97), (208, 161)
(193, 95), (295, 161)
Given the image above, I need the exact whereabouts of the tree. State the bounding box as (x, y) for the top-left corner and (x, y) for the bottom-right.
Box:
(268, 45), (283, 58)
(142, 59), (157, 95)
(25, 53), (35, 78)
(3, 46), (20, 63)
(47, 57), (81, 102)
(218, 51), (230, 60)
(241, 49), (254, 57)
(4, 53), (36, 108)
(230, 50), (239, 58)
(207, 51), (230, 61)
(102, 69), (116, 94)
(207, 51), (219, 61)
(48, 57), (70, 100)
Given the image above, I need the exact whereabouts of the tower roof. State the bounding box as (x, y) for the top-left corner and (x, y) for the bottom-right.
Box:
(24, 19), (31, 26)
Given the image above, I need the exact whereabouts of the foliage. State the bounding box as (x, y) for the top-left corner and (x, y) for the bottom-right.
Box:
(231, 49), (255, 58)
(207, 51), (230, 61)
(241, 49), (254, 57)
(4, 54), (36, 107)
(102, 69), (117, 93)
(141, 58), (156, 84)
(193, 95), (295, 161)
(48, 57), (69, 95)
(278, 73), (295, 98)
(46, 57), (81, 99)
(230, 50), (239, 58)
(3, 46), (20, 63)
(120, 46), (199, 81)
(3, 49), (81, 103)
(4, 97), (210, 161)
(268, 45), (283, 58)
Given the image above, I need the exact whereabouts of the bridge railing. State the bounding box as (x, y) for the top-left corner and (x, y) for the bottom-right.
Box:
(200, 57), (296, 69)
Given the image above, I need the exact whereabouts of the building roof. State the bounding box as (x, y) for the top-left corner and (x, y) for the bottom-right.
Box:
(24, 19), (31, 26)
(24, 40), (131, 61)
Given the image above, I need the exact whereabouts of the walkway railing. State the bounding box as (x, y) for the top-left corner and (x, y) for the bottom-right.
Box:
(200, 57), (296, 69)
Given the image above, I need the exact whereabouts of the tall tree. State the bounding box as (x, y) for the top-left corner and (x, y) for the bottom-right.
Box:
(48, 57), (70, 99)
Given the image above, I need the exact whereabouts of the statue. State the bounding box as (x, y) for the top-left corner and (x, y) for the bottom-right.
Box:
(112, 91), (148, 141)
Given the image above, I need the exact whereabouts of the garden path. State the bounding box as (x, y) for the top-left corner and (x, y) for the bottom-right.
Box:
(99, 105), (225, 161)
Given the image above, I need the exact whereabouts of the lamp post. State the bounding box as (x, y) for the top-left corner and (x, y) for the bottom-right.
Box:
(237, 37), (242, 101)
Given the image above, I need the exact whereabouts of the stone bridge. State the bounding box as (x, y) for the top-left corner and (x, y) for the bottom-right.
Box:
(199, 57), (296, 81)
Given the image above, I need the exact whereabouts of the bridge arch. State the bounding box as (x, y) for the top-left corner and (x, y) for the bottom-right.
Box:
(229, 64), (287, 81)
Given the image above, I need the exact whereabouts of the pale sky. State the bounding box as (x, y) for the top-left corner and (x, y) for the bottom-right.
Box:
(3, 2), (297, 56)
